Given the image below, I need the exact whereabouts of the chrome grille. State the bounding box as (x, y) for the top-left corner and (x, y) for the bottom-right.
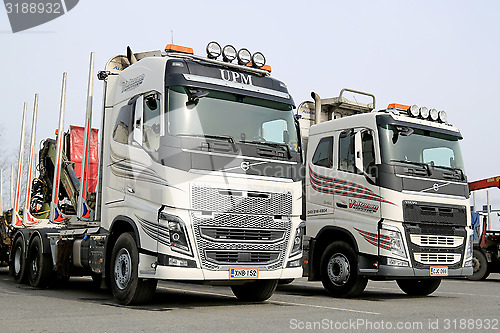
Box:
(414, 253), (461, 265)
(410, 235), (463, 248)
(200, 227), (285, 242)
(205, 250), (280, 265)
(191, 184), (293, 215)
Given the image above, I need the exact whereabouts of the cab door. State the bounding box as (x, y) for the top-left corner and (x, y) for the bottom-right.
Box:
(334, 128), (381, 254)
(306, 135), (335, 234)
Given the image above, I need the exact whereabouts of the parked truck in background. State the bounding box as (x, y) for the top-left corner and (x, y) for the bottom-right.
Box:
(8, 41), (304, 305)
(467, 176), (500, 280)
(297, 89), (473, 297)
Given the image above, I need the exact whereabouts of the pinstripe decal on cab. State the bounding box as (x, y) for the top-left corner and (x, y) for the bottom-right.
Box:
(308, 165), (396, 206)
(354, 227), (391, 251)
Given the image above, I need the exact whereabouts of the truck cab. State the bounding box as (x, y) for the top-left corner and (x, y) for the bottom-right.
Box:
(299, 89), (472, 297)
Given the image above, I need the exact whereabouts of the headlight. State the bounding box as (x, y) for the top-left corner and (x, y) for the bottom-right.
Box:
(438, 110), (447, 123)
(419, 106), (429, 119)
(237, 48), (251, 66)
(382, 224), (407, 258)
(429, 108), (439, 121)
(222, 45), (237, 62)
(206, 41), (222, 59)
(465, 233), (473, 259)
(159, 212), (192, 256)
(291, 223), (305, 255)
(408, 104), (420, 117)
(252, 52), (266, 68)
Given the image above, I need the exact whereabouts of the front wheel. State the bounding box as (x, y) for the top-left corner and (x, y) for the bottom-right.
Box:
(466, 249), (490, 281)
(110, 233), (157, 305)
(320, 241), (367, 298)
(231, 280), (278, 302)
(396, 279), (441, 296)
(9, 236), (27, 284)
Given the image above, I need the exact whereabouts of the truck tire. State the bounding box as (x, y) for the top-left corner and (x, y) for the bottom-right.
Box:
(9, 237), (27, 284)
(396, 279), (441, 296)
(27, 236), (54, 288)
(467, 249), (490, 281)
(110, 232), (157, 305)
(320, 241), (367, 298)
(231, 279), (278, 302)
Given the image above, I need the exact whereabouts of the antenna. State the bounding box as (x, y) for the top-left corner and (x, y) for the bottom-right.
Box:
(171, 30), (174, 44)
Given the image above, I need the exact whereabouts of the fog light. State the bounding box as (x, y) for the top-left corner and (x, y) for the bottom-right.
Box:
(387, 258), (409, 267)
(429, 108), (439, 121)
(237, 48), (251, 65)
(419, 106), (429, 119)
(206, 41), (221, 59)
(252, 52), (266, 68)
(169, 257), (188, 267)
(409, 104), (420, 117)
(222, 45), (237, 62)
(287, 259), (301, 268)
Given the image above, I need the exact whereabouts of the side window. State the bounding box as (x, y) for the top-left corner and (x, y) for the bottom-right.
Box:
(312, 136), (333, 168)
(143, 93), (161, 151)
(113, 103), (134, 144)
(339, 130), (356, 173)
(361, 130), (375, 175)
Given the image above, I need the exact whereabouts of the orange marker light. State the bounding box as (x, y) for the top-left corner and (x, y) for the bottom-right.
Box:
(261, 65), (272, 72)
(387, 103), (409, 110)
(165, 44), (193, 54)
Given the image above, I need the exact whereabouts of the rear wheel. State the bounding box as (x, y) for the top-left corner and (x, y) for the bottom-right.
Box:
(110, 233), (157, 305)
(10, 237), (27, 284)
(396, 279), (441, 296)
(231, 280), (278, 302)
(27, 236), (53, 288)
(320, 241), (367, 297)
(467, 249), (490, 281)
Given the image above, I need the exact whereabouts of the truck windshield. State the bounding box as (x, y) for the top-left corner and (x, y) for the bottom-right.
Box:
(378, 124), (465, 172)
(166, 86), (299, 152)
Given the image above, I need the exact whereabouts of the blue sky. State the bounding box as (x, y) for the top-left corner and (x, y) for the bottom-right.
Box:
(1, 0), (500, 223)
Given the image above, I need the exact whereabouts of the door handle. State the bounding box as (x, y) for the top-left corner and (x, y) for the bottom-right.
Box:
(336, 202), (347, 209)
(127, 186), (135, 194)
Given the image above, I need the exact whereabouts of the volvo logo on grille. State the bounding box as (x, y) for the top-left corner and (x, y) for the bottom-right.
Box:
(433, 183), (440, 192)
(240, 161), (250, 171)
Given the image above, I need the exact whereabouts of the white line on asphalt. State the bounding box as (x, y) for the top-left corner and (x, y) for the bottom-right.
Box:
(159, 286), (380, 315)
(368, 286), (500, 298)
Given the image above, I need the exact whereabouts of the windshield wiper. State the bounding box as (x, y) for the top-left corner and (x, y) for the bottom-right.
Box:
(390, 159), (432, 176)
(240, 140), (292, 159)
(431, 164), (465, 180)
(177, 133), (237, 152)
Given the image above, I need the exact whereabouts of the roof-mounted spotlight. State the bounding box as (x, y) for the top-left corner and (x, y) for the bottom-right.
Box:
(252, 52), (266, 68)
(222, 45), (237, 62)
(237, 48), (251, 66)
(408, 104), (420, 117)
(419, 106), (429, 119)
(438, 110), (447, 123)
(206, 41), (222, 59)
(429, 108), (439, 121)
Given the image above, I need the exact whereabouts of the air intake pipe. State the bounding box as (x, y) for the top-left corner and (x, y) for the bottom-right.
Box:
(311, 92), (321, 125)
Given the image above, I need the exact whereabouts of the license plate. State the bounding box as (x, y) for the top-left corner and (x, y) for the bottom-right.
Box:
(430, 266), (448, 276)
(229, 267), (259, 280)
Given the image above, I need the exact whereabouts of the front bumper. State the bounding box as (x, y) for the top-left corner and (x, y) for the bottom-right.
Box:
(373, 265), (473, 278)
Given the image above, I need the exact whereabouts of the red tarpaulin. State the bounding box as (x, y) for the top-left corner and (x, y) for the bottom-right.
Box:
(70, 125), (99, 193)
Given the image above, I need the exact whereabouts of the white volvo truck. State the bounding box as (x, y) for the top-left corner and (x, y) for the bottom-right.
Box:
(298, 89), (472, 297)
(9, 42), (304, 305)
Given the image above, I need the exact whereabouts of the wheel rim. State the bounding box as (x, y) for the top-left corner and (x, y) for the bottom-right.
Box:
(472, 256), (480, 273)
(327, 253), (350, 286)
(31, 245), (39, 277)
(14, 246), (22, 274)
(114, 248), (132, 290)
